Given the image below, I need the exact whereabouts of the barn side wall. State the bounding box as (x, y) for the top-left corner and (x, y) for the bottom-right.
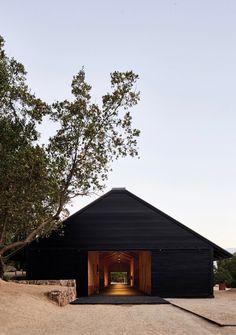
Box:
(151, 248), (213, 297)
(26, 248), (88, 297)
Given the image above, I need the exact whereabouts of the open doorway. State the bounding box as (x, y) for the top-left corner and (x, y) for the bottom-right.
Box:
(87, 251), (151, 296)
(110, 272), (128, 284)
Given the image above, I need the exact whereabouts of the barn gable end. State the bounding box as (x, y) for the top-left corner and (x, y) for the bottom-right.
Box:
(47, 188), (230, 259)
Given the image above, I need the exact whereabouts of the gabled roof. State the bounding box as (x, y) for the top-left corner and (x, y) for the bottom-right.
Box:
(65, 188), (232, 260)
(7, 188), (233, 260)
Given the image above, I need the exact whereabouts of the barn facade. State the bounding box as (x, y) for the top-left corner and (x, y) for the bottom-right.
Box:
(24, 188), (231, 298)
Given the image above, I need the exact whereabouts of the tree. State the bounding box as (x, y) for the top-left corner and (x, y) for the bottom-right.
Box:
(213, 266), (232, 286)
(0, 36), (140, 277)
(214, 253), (236, 287)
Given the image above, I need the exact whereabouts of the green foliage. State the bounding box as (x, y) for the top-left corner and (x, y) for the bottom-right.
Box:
(110, 272), (128, 283)
(48, 69), (140, 201)
(214, 254), (236, 287)
(0, 36), (58, 251)
(0, 117), (59, 245)
(214, 267), (232, 285)
(0, 35), (140, 258)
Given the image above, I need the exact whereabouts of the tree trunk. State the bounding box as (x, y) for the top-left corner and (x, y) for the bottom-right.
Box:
(0, 255), (5, 279)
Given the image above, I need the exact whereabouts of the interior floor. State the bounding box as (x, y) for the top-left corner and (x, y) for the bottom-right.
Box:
(99, 284), (144, 296)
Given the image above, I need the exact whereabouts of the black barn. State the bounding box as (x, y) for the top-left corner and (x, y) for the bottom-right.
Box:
(23, 188), (231, 298)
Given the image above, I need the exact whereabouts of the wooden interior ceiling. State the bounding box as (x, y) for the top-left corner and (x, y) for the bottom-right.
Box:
(99, 251), (139, 265)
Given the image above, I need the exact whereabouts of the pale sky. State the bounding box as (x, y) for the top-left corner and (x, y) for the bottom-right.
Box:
(1, 0), (236, 248)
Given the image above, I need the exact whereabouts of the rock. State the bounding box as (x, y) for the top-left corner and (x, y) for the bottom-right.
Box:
(12, 279), (76, 287)
(47, 287), (76, 306)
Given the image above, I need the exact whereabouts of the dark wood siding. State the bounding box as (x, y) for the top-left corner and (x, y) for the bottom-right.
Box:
(23, 189), (223, 298)
(33, 192), (209, 251)
(27, 249), (88, 296)
(151, 248), (213, 297)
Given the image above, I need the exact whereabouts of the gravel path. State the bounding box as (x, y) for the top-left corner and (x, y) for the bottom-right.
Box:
(168, 289), (236, 326)
(0, 280), (236, 335)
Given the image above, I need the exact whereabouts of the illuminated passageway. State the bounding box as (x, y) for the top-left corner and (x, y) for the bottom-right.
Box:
(99, 284), (144, 296)
(88, 250), (152, 296)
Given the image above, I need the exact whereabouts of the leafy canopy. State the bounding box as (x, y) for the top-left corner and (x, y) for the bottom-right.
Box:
(0, 35), (140, 258)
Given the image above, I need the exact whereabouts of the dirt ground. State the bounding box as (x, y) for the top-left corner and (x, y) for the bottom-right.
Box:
(0, 280), (236, 335)
(168, 289), (236, 326)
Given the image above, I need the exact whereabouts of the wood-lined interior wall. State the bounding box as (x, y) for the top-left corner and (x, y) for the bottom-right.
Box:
(130, 257), (134, 287)
(104, 264), (109, 287)
(88, 251), (99, 296)
(134, 257), (139, 288)
(139, 251), (151, 295)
